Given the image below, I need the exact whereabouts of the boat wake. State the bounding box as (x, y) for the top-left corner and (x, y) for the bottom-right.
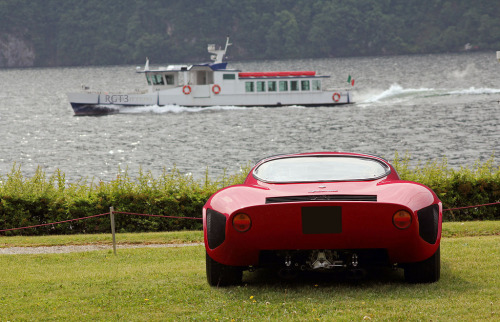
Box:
(447, 87), (500, 95)
(359, 84), (433, 103)
(358, 83), (500, 106)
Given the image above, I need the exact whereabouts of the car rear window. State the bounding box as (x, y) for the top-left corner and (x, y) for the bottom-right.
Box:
(253, 156), (390, 183)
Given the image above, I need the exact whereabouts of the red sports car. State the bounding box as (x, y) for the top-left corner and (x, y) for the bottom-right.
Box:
(203, 152), (442, 286)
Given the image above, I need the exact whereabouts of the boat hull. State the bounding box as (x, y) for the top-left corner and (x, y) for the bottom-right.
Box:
(68, 89), (352, 116)
(71, 103), (122, 116)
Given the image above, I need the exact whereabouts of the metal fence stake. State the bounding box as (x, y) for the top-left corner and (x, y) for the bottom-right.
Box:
(110, 206), (117, 255)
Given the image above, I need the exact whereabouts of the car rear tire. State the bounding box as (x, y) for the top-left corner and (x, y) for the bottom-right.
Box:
(206, 252), (243, 286)
(404, 245), (440, 283)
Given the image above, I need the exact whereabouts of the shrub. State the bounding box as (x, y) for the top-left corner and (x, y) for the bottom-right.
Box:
(0, 156), (498, 236)
(0, 164), (251, 236)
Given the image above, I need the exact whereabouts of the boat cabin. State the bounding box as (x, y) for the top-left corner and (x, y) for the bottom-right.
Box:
(142, 64), (235, 89)
(136, 37), (328, 95)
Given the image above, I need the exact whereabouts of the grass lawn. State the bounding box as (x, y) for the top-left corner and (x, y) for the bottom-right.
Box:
(1, 220), (499, 248)
(0, 221), (499, 320)
(0, 230), (203, 248)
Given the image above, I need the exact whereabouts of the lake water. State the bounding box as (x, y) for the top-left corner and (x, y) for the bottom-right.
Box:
(0, 52), (499, 183)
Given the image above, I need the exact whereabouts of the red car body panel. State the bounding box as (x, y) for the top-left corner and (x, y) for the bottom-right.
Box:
(203, 152), (442, 268)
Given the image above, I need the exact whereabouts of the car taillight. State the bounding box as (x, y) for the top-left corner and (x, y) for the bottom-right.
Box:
(393, 210), (412, 229)
(232, 213), (251, 232)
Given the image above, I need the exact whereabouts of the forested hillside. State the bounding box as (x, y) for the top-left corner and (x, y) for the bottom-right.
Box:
(0, 0), (499, 68)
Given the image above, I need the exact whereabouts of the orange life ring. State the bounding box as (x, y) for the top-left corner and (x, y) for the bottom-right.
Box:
(332, 92), (341, 102)
(182, 85), (191, 95)
(212, 84), (221, 94)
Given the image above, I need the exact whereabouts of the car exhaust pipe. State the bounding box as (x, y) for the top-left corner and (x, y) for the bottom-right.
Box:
(351, 253), (359, 267)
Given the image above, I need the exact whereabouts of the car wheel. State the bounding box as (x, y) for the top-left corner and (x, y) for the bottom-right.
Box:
(404, 245), (440, 283)
(206, 252), (243, 286)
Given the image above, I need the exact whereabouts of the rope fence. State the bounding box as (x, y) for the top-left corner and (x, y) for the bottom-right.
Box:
(0, 201), (498, 234)
(113, 211), (203, 221)
(0, 211), (201, 233)
(0, 208), (204, 255)
(443, 201), (500, 212)
(0, 213), (110, 233)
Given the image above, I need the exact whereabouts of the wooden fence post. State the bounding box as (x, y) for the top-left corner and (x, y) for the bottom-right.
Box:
(110, 206), (117, 255)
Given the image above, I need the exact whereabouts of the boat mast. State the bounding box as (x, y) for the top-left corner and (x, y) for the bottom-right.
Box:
(208, 36), (232, 64)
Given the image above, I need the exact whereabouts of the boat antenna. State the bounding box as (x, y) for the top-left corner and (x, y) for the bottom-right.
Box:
(208, 36), (231, 64)
(224, 36), (232, 53)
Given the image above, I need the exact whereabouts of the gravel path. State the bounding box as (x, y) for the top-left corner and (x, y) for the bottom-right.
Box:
(0, 243), (203, 255)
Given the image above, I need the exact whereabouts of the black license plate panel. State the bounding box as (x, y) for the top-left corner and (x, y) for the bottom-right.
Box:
(302, 206), (342, 234)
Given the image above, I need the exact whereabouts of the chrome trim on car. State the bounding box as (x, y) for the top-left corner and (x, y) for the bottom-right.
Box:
(265, 194), (377, 203)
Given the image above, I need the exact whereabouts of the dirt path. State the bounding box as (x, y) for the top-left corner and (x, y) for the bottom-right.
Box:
(0, 243), (203, 255)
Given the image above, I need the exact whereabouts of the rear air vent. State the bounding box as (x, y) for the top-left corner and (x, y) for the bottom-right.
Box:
(206, 209), (227, 249)
(265, 195), (377, 204)
(417, 204), (439, 244)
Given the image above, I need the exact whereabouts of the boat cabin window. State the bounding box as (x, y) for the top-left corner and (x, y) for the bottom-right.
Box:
(165, 74), (175, 85)
(245, 82), (254, 92)
(156, 75), (165, 85)
(147, 74), (164, 86)
(257, 81), (266, 92)
(312, 80), (321, 91)
(301, 80), (310, 91)
(268, 81), (277, 92)
(279, 81), (288, 91)
(290, 80), (299, 91)
(223, 74), (236, 80)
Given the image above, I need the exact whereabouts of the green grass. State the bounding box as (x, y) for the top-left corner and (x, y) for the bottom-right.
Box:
(0, 221), (499, 320)
(1, 221), (499, 248)
(442, 220), (500, 238)
(1, 235), (499, 320)
(0, 230), (202, 248)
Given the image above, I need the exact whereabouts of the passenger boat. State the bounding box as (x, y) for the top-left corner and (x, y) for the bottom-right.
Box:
(67, 38), (353, 116)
